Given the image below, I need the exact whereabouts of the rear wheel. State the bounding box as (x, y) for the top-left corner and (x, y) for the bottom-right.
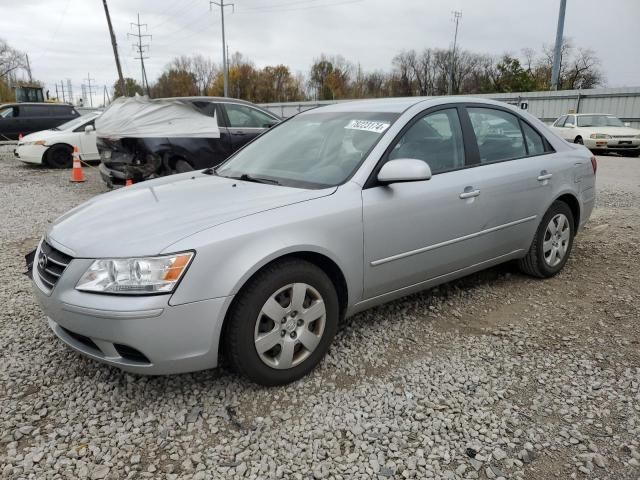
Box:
(224, 259), (339, 386)
(174, 159), (194, 173)
(518, 201), (575, 278)
(45, 144), (73, 168)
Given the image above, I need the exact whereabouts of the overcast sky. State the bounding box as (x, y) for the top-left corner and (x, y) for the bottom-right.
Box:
(2, 0), (639, 103)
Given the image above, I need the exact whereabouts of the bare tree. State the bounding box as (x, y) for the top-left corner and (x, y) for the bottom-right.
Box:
(0, 38), (26, 80)
(192, 55), (218, 95)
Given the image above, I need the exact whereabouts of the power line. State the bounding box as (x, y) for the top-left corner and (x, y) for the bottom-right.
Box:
(234, 0), (362, 14)
(448, 10), (462, 96)
(128, 13), (152, 95)
(210, 0), (234, 97)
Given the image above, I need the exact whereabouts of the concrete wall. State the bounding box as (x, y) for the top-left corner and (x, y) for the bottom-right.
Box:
(259, 87), (640, 128)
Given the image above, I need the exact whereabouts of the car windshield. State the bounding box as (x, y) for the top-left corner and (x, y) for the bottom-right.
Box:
(216, 111), (399, 188)
(577, 115), (625, 128)
(53, 114), (97, 131)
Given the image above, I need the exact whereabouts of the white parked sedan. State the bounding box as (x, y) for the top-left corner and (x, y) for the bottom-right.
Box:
(550, 113), (640, 157)
(14, 112), (101, 168)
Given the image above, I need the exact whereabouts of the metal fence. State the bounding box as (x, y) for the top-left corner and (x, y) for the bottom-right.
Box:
(259, 87), (640, 128)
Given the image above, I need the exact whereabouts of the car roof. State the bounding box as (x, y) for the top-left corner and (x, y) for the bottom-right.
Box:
(298, 96), (515, 115)
(0, 102), (73, 107)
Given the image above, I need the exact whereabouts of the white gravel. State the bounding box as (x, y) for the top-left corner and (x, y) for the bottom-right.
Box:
(1, 147), (639, 480)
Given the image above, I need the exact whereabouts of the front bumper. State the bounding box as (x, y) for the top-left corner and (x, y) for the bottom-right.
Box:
(583, 137), (640, 152)
(31, 243), (232, 375)
(15, 144), (48, 164)
(99, 162), (128, 186)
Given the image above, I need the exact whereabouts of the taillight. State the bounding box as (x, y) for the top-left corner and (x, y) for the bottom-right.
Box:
(590, 156), (597, 175)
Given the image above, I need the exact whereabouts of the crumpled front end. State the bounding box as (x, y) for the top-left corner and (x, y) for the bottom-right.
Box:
(98, 137), (167, 186)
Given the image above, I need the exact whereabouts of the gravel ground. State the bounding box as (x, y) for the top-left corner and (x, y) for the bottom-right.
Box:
(0, 147), (639, 480)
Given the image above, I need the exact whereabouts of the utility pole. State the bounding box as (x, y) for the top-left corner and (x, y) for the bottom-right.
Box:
(60, 80), (66, 103)
(25, 54), (33, 83)
(102, 0), (125, 96)
(83, 73), (96, 107)
(128, 13), (152, 95)
(448, 10), (462, 96)
(210, 0), (234, 97)
(550, 0), (567, 91)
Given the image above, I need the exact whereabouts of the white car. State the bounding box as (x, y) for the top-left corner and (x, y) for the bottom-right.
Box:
(14, 112), (101, 168)
(550, 113), (640, 157)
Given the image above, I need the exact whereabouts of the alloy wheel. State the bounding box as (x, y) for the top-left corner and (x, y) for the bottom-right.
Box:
(254, 282), (326, 370)
(543, 213), (570, 267)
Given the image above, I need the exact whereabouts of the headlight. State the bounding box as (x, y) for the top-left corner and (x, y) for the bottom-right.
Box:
(22, 140), (47, 146)
(635, 134), (640, 139)
(589, 133), (611, 139)
(76, 252), (194, 295)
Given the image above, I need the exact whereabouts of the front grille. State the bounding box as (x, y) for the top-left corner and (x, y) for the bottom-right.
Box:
(611, 135), (634, 139)
(37, 240), (73, 290)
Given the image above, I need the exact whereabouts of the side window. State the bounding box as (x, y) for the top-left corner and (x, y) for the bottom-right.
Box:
(521, 122), (546, 156)
(21, 106), (48, 117)
(389, 108), (465, 174)
(0, 106), (16, 118)
(468, 108), (527, 163)
(225, 104), (276, 129)
(189, 101), (217, 118)
(565, 115), (576, 127)
(554, 115), (567, 127)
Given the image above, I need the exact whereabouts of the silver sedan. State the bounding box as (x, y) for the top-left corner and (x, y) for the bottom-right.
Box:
(30, 97), (596, 385)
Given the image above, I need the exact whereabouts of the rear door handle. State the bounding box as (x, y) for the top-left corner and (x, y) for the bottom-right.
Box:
(459, 189), (480, 199)
(537, 171), (553, 181)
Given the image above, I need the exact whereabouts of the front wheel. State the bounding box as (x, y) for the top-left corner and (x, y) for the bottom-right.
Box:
(223, 259), (339, 386)
(574, 137), (584, 145)
(518, 201), (575, 278)
(45, 144), (73, 168)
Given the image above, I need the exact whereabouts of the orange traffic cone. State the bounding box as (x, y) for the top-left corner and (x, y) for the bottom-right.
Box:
(125, 179), (133, 187)
(70, 147), (86, 183)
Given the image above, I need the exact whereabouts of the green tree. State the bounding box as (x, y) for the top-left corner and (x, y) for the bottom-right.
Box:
(113, 77), (143, 98)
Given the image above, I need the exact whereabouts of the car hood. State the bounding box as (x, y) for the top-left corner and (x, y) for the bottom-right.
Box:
(47, 172), (336, 258)
(20, 129), (66, 143)
(579, 126), (640, 136)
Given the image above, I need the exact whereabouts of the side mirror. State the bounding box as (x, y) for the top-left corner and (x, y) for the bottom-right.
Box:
(84, 125), (95, 133)
(377, 159), (432, 185)
(565, 123), (575, 128)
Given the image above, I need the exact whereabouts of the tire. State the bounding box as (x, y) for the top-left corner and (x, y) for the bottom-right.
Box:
(574, 137), (584, 145)
(45, 144), (73, 168)
(224, 259), (339, 386)
(518, 201), (575, 278)
(174, 159), (194, 173)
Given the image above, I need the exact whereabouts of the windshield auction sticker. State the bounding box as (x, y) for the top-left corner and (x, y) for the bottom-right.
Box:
(345, 120), (390, 133)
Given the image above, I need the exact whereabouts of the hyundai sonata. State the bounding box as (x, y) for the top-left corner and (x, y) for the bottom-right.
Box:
(29, 97), (596, 385)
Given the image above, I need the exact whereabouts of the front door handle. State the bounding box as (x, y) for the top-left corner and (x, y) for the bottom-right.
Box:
(537, 171), (553, 181)
(459, 189), (480, 199)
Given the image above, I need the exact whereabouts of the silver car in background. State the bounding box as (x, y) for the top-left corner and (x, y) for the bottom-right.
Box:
(30, 97), (596, 385)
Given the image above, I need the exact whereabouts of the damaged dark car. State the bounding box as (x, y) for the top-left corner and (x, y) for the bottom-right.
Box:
(96, 96), (280, 186)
